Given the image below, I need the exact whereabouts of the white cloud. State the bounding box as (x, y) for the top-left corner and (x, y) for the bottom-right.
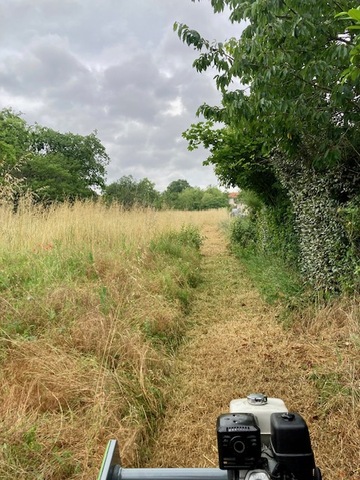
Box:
(162, 97), (186, 117)
(0, 0), (243, 191)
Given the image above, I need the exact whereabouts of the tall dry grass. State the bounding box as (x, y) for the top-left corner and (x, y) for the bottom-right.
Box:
(0, 199), (225, 252)
(0, 199), (228, 479)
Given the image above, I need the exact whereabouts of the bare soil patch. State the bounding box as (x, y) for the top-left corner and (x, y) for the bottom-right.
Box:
(146, 224), (359, 480)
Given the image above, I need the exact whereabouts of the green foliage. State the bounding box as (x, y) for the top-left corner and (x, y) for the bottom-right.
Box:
(137, 178), (161, 207)
(0, 109), (110, 205)
(162, 179), (192, 208)
(0, 109), (30, 162)
(150, 225), (202, 257)
(149, 226), (203, 312)
(175, 224), (203, 250)
(336, 7), (360, 81)
(200, 186), (228, 209)
(229, 202), (302, 304)
(27, 126), (109, 202)
(229, 217), (303, 304)
(183, 123), (285, 207)
(176, 0), (360, 292)
(104, 175), (161, 208)
(176, 187), (203, 210)
(165, 179), (191, 194)
(22, 152), (94, 203)
(230, 204), (298, 265)
(286, 172), (351, 292)
(229, 216), (256, 250)
(163, 180), (228, 211)
(0, 110), (31, 202)
(338, 195), (360, 290)
(237, 190), (263, 214)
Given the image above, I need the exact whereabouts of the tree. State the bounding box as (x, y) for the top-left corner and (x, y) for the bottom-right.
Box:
(336, 6), (360, 81)
(166, 184), (227, 211)
(21, 153), (93, 203)
(177, 187), (203, 210)
(175, 0), (360, 291)
(27, 126), (109, 202)
(136, 178), (161, 207)
(104, 175), (138, 208)
(200, 186), (228, 209)
(183, 121), (286, 207)
(166, 179), (191, 194)
(0, 109), (110, 205)
(104, 176), (160, 208)
(162, 179), (191, 208)
(0, 109), (30, 202)
(0, 109), (30, 163)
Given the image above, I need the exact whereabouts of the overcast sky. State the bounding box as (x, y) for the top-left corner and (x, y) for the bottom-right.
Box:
(0, 0), (242, 191)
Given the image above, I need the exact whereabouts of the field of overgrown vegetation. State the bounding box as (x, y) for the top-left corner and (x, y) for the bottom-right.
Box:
(0, 201), (228, 478)
(0, 202), (358, 479)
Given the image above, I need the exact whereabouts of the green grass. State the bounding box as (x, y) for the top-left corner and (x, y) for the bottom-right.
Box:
(233, 248), (303, 304)
(0, 202), (213, 478)
(149, 226), (203, 313)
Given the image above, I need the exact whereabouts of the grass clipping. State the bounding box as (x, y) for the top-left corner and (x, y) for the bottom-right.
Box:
(0, 202), (358, 480)
(146, 224), (360, 480)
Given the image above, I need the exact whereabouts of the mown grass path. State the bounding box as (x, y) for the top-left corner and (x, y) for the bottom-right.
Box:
(145, 224), (358, 480)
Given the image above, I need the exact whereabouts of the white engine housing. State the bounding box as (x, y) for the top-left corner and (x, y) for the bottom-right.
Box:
(229, 394), (288, 444)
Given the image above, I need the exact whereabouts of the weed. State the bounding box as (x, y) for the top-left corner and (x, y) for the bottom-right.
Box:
(233, 247), (303, 305)
(0, 202), (226, 478)
(308, 370), (352, 414)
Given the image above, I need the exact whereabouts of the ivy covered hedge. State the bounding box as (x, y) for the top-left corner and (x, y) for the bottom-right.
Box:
(176, 0), (360, 294)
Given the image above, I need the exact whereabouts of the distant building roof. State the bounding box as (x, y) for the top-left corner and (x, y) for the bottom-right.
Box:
(228, 192), (239, 199)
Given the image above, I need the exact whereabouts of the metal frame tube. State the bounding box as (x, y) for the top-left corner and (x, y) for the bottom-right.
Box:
(119, 468), (228, 480)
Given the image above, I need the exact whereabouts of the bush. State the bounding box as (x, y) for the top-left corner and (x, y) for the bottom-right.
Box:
(229, 202), (302, 305)
(229, 204), (298, 263)
(229, 216), (256, 250)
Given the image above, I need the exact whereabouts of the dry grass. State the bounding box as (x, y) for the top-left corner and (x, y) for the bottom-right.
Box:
(0, 200), (226, 253)
(146, 224), (359, 480)
(0, 201), (228, 479)
(0, 203), (358, 479)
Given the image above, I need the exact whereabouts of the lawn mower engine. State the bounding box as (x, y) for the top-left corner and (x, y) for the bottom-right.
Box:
(98, 393), (322, 480)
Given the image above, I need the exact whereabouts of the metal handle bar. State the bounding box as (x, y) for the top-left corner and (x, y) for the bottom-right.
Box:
(98, 441), (234, 480)
(119, 469), (229, 480)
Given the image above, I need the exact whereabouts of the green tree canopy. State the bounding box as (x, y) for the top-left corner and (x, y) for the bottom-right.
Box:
(200, 186), (229, 209)
(183, 121), (286, 207)
(0, 109), (30, 165)
(0, 109), (110, 204)
(165, 179), (191, 194)
(136, 177), (161, 207)
(27, 126), (109, 202)
(0, 109), (30, 201)
(167, 184), (228, 211)
(104, 175), (160, 208)
(336, 6), (360, 81)
(177, 187), (203, 210)
(162, 179), (192, 208)
(175, 0), (360, 291)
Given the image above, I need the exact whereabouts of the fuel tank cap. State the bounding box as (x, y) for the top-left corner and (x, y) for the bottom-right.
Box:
(247, 393), (268, 405)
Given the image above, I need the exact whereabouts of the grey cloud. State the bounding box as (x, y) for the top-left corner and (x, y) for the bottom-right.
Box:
(103, 53), (160, 91)
(0, 0), (241, 190)
(102, 52), (183, 123)
(0, 36), (91, 97)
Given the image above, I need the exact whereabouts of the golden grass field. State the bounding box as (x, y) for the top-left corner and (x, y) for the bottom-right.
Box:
(0, 201), (358, 479)
(0, 201), (228, 478)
